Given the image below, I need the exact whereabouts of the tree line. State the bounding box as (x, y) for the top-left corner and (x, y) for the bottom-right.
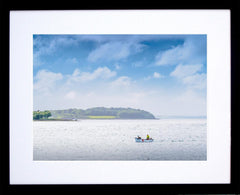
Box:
(49, 107), (155, 119)
(33, 110), (52, 120)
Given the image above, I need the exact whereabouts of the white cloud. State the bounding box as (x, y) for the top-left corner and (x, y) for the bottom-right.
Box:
(153, 72), (163, 78)
(155, 44), (187, 66)
(66, 57), (78, 64)
(33, 36), (79, 66)
(79, 67), (116, 81)
(67, 67), (117, 83)
(111, 76), (132, 87)
(87, 41), (145, 62)
(64, 91), (76, 100)
(155, 37), (206, 66)
(170, 64), (206, 90)
(34, 69), (63, 95)
(144, 72), (164, 80)
(114, 63), (121, 70)
(182, 73), (207, 90)
(170, 64), (203, 78)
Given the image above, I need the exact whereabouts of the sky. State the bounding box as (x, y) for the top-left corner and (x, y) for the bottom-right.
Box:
(33, 34), (207, 117)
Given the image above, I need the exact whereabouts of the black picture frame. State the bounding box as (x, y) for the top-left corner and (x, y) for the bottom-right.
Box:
(2, 0), (240, 194)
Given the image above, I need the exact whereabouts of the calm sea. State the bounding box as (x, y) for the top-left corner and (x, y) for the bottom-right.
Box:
(33, 119), (207, 160)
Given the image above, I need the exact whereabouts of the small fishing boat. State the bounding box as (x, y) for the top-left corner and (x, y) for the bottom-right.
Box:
(135, 137), (154, 142)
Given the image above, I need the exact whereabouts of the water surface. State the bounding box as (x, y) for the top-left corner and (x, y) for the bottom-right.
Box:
(33, 119), (206, 160)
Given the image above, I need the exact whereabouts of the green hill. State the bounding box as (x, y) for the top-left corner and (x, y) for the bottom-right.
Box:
(49, 107), (155, 119)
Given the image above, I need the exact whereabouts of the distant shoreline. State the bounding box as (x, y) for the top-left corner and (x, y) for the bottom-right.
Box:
(44, 107), (156, 120)
(33, 118), (158, 121)
(33, 117), (206, 122)
(33, 118), (76, 121)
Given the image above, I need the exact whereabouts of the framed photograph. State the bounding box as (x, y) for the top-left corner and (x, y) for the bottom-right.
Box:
(10, 10), (231, 185)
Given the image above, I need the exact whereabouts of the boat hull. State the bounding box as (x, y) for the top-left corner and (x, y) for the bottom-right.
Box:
(135, 138), (154, 142)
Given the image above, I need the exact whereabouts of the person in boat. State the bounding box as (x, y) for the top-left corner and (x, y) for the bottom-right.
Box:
(146, 134), (150, 140)
(137, 135), (141, 139)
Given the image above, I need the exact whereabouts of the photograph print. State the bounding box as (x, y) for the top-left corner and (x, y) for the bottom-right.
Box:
(33, 34), (207, 161)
